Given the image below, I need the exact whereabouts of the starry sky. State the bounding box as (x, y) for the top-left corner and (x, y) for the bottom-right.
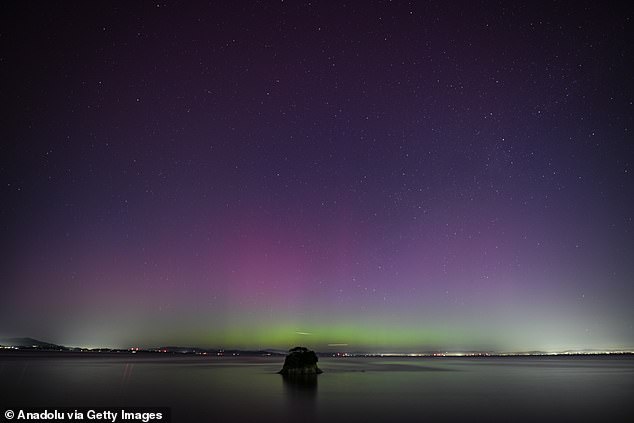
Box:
(1, 1), (633, 352)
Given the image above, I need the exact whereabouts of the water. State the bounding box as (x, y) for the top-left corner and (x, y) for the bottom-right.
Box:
(0, 352), (632, 422)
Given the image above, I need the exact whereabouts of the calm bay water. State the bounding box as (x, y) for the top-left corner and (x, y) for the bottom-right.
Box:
(0, 352), (632, 422)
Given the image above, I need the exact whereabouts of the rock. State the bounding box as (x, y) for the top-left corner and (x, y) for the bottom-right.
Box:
(278, 346), (323, 375)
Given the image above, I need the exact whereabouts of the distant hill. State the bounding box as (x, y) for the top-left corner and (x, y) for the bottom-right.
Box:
(0, 337), (65, 349)
(0, 338), (285, 355)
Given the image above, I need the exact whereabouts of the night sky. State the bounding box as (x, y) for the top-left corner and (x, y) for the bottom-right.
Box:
(2, 1), (633, 352)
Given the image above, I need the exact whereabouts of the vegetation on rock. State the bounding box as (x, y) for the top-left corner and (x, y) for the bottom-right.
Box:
(279, 346), (323, 375)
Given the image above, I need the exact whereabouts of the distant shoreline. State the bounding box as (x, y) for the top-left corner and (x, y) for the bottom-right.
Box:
(1, 348), (633, 359)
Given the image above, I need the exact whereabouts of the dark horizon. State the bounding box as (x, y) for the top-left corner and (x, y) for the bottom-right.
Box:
(2, 336), (633, 356)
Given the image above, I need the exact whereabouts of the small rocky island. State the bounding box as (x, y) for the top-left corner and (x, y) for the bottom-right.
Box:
(278, 346), (323, 375)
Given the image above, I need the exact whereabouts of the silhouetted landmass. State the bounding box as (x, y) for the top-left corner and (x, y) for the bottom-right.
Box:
(279, 346), (323, 375)
(0, 337), (66, 350)
(1, 337), (632, 357)
(158, 347), (285, 356)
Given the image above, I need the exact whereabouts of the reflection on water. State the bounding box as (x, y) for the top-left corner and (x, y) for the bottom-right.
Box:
(120, 362), (134, 388)
(282, 373), (318, 397)
(0, 353), (632, 422)
(282, 374), (318, 419)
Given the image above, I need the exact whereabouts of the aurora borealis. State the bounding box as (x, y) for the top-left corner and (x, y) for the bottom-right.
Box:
(1, 1), (633, 352)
